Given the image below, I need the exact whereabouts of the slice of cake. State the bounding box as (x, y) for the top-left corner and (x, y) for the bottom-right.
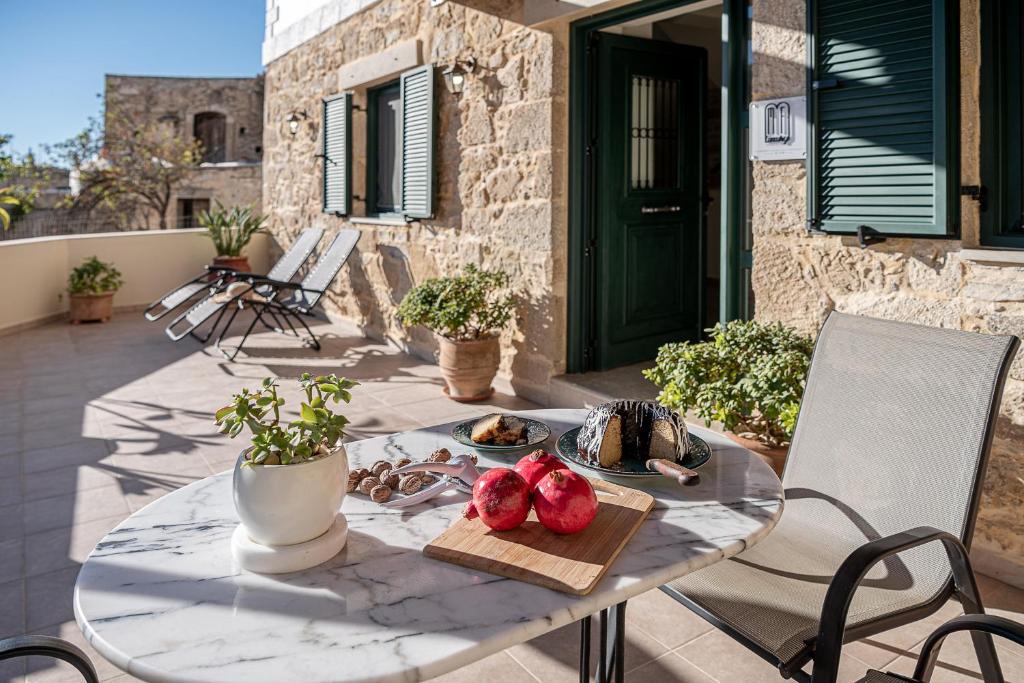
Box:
(577, 400), (689, 469)
(471, 414), (527, 445)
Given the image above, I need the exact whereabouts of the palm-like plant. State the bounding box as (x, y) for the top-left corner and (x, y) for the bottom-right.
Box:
(0, 187), (20, 231)
(199, 202), (267, 257)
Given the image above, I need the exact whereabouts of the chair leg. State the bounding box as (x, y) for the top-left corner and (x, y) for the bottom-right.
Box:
(579, 615), (591, 683)
(287, 310), (321, 351)
(219, 312), (262, 362)
(945, 546), (1003, 683)
(595, 602), (626, 683)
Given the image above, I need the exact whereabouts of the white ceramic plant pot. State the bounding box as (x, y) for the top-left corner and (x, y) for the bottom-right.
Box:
(232, 446), (348, 546)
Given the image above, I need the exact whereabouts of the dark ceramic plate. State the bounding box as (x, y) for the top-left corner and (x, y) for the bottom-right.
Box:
(555, 427), (712, 477)
(451, 416), (552, 452)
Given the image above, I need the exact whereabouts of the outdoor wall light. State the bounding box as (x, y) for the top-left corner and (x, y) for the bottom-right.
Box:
(286, 110), (309, 136)
(442, 57), (477, 95)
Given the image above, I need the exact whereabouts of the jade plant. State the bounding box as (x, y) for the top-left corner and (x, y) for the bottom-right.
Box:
(68, 256), (123, 295)
(397, 264), (515, 341)
(643, 320), (813, 448)
(199, 202), (267, 257)
(215, 373), (359, 466)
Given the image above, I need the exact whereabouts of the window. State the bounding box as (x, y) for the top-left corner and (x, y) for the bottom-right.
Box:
(321, 65), (435, 220)
(194, 112), (227, 163)
(980, 1), (1024, 247)
(177, 198), (210, 228)
(807, 0), (957, 238)
(367, 81), (403, 215)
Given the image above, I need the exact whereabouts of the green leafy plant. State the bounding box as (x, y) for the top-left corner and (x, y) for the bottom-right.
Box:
(0, 188), (19, 231)
(643, 320), (813, 447)
(397, 264), (515, 341)
(67, 256), (123, 295)
(199, 202), (267, 257)
(215, 374), (359, 466)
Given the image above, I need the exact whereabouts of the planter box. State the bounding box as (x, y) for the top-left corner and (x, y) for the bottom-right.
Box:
(69, 292), (115, 324)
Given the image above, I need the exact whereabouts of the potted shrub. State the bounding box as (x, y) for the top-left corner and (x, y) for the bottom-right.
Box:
(199, 202), (267, 272)
(397, 265), (515, 401)
(68, 256), (123, 324)
(215, 373), (359, 546)
(643, 320), (813, 474)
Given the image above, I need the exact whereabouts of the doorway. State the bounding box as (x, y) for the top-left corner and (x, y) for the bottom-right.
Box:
(567, 0), (750, 374)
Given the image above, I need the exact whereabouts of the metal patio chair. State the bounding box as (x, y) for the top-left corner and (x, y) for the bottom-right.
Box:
(0, 635), (98, 682)
(859, 614), (1024, 682)
(145, 227), (323, 322)
(212, 228), (360, 360)
(662, 312), (1019, 683)
(164, 228), (326, 343)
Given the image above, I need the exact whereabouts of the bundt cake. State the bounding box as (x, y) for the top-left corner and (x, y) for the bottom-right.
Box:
(577, 400), (689, 469)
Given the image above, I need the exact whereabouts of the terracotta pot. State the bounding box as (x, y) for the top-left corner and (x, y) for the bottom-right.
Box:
(724, 431), (789, 476)
(69, 292), (115, 324)
(213, 255), (251, 272)
(437, 333), (500, 402)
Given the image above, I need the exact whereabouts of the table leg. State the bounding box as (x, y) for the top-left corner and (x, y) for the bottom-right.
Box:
(582, 601), (627, 683)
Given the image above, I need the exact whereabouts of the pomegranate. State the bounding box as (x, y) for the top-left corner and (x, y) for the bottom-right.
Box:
(533, 470), (598, 534)
(463, 468), (531, 531)
(513, 449), (568, 489)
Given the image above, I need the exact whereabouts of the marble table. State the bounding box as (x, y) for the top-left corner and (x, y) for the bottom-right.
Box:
(74, 409), (784, 683)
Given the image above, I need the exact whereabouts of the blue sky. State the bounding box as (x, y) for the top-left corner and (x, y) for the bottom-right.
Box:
(2, 0), (265, 160)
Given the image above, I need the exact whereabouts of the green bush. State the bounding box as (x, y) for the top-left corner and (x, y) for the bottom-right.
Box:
(643, 320), (813, 447)
(199, 202), (267, 257)
(397, 265), (515, 341)
(68, 256), (123, 295)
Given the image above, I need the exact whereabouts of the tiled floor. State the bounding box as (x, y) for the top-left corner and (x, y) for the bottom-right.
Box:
(0, 314), (1022, 683)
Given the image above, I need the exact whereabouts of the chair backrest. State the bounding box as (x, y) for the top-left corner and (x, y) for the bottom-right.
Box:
(786, 312), (1018, 548)
(265, 228), (325, 282)
(293, 229), (360, 309)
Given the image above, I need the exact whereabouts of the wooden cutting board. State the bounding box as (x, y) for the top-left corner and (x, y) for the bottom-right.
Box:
(424, 479), (655, 595)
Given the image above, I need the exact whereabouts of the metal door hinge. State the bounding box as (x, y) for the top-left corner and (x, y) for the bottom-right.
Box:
(856, 224), (886, 249)
(961, 185), (988, 212)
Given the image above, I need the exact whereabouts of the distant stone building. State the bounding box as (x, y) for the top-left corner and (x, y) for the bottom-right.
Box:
(103, 74), (265, 228)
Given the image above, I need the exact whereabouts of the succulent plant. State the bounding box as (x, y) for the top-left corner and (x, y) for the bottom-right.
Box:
(215, 373), (359, 466)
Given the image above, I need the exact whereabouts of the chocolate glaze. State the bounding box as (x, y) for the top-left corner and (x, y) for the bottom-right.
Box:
(577, 400), (690, 468)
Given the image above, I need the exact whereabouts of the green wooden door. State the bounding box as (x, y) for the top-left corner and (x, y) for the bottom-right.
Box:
(594, 33), (706, 370)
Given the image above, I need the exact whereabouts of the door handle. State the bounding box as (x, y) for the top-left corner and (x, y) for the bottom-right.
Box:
(640, 205), (682, 214)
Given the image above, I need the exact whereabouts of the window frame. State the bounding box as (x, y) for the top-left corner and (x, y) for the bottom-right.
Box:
(979, 0), (1024, 248)
(365, 80), (403, 219)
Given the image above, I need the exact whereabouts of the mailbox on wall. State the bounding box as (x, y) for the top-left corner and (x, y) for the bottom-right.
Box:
(749, 96), (807, 161)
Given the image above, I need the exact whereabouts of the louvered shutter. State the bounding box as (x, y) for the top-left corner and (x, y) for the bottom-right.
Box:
(323, 92), (352, 215)
(400, 66), (435, 220)
(808, 0), (956, 236)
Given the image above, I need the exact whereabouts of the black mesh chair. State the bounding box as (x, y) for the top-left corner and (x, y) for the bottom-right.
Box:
(663, 312), (1020, 683)
(0, 635), (98, 682)
(858, 614), (1024, 682)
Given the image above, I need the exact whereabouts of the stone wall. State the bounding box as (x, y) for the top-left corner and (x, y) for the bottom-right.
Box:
(750, 0), (1024, 583)
(262, 0), (563, 401)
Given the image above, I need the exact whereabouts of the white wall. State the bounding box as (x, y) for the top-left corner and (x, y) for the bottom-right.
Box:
(0, 230), (273, 334)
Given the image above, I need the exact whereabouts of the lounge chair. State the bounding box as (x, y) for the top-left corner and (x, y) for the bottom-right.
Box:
(662, 312), (1019, 683)
(211, 228), (360, 360)
(144, 227), (323, 321)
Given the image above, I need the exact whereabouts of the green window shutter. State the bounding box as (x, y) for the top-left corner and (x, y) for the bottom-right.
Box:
(808, 0), (957, 236)
(323, 92), (352, 216)
(400, 65), (435, 220)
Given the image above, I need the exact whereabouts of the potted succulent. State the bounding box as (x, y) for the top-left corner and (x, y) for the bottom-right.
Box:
(67, 256), (123, 324)
(643, 319), (813, 474)
(397, 264), (515, 401)
(199, 202), (267, 272)
(215, 373), (359, 546)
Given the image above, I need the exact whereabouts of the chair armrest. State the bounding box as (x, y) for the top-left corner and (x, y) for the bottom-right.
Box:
(811, 527), (984, 683)
(0, 635), (99, 682)
(912, 613), (1024, 680)
(244, 275), (303, 291)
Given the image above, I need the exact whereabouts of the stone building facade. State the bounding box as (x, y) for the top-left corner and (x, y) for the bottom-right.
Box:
(104, 75), (264, 228)
(262, 0), (1024, 585)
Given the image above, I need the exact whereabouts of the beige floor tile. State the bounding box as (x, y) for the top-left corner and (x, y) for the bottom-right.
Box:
(623, 588), (714, 650)
(24, 620), (124, 683)
(22, 465), (122, 503)
(844, 598), (962, 670)
(0, 578), (25, 637)
(23, 486), (129, 536)
(626, 652), (717, 682)
(20, 440), (110, 475)
(25, 516), (125, 576)
(0, 539), (24, 584)
(425, 651), (536, 682)
(25, 567), (80, 632)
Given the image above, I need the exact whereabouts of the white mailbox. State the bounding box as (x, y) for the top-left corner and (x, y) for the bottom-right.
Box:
(749, 96), (807, 161)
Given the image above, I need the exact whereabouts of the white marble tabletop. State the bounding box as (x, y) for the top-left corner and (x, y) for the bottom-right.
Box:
(74, 409), (784, 683)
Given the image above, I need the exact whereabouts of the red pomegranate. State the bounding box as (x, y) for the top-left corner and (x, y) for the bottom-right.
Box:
(533, 470), (598, 534)
(463, 468), (531, 531)
(513, 450), (568, 489)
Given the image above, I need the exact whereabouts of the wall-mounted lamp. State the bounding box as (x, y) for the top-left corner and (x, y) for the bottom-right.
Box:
(286, 109), (309, 136)
(442, 57), (477, 95)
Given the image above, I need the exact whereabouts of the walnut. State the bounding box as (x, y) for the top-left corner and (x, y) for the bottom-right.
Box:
(371, 460), (392, 477)
(466, 453), (478, 465)
(346, 470), (365, 492)
(370, 484), (392, 503)
(398, 474), (423, 494)
(428, 448), (452, 463)
(379, 470), (400, 489)
(352, 467), (370, 481)
(395, 457), (412, 468)
(419, 474), (437, 485)
(357, 476), (381, 495)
